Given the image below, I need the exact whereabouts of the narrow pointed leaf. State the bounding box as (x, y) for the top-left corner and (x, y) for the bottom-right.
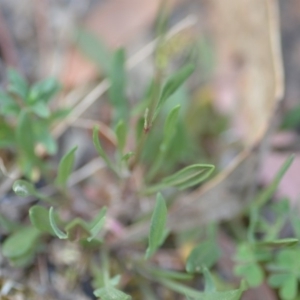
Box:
(49, 207), (67, 239)
(146, 164), (214, 194)
(146, 193), (168, 259)
(256, 238), (298, 248)
(164, 105), (181, 141)
(55, 146), (77, 188)
(109, 48), (128, 122)
(16, 111), (35, 159)
(253, 155), (294, 209)
(30, 101), (50, 118)
(93, 126), (118, 175)
(87, 207), (107, 242)
(28, 77), (60, 104)
(115, 120), (127, 152)
(203, 268), (216, 293)
(152, 64), (195, 121)
(7, 68), (28, 99)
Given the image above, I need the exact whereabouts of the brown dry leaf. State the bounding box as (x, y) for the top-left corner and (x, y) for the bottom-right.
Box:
(61, 0), (184, 88)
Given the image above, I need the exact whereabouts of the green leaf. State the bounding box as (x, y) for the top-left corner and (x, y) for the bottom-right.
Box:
(163, 104), (181, 141)
(2, 226), (40, 258)
(202, 282), (246, 300)
(256, 238), (298, 248)
(280, 275), (298, 300)
(13, 179), (51, 202)
(94, 286), (131, 300)
(234, 263), (264, 287)
(29, 205), (55, 235)
(152, 64), (195, 121)
(115, 120), (127, 153)
(203, 268), (216, 293)
(49, 207), (68, 239)
(109, 48), (128, 123)
(185, 281), (247, 300)
(65, 218), (91, 241)
(145, 193), (168, 259)
(93, 126), (118, 175)
(87, 207), (107, 242)
(28, 78), (60, 104)
(121, 152), (134, 162)
(33, 119), (57, 154)
(146, 164), (214, 194)
(186, 240), (220, 274)
(7, 68), (28, 99)
(12, 179), (37, 197)
(253, 155), (294, 209)
(268, 273), (290, 288)
(55, 146), (77, 188)
(30, 101), (51, 118)
(9, 251), (36, 267)
(146, 105), (181, 181)
(75, 28), (111, 74)
(16, 110), (35, 159)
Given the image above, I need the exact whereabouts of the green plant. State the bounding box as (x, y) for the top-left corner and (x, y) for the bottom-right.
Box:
(1, 24), (299, 300)
(0, 69), (68, 178)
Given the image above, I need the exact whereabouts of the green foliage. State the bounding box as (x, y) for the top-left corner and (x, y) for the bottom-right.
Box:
(0, 68), (65, 177)
(152, 64), (195, 122)
(55, 146), (77, 188)
(115, 120), (127, 154)
(268, 248), (300, 300)
(1, 36), (299, 300)
(93, 126), (119, 175)
(94, 286), (131, 300)
(48, 206), (106, 242)
(2, 226), (41, 267)
(146, 193), (168, 259)
(145, 163), (214, 194)
(109, 48), (128, 123)
(234, 243), (270, 287)
(29, 205), (55, 235)
(186, 240), (220, 274)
